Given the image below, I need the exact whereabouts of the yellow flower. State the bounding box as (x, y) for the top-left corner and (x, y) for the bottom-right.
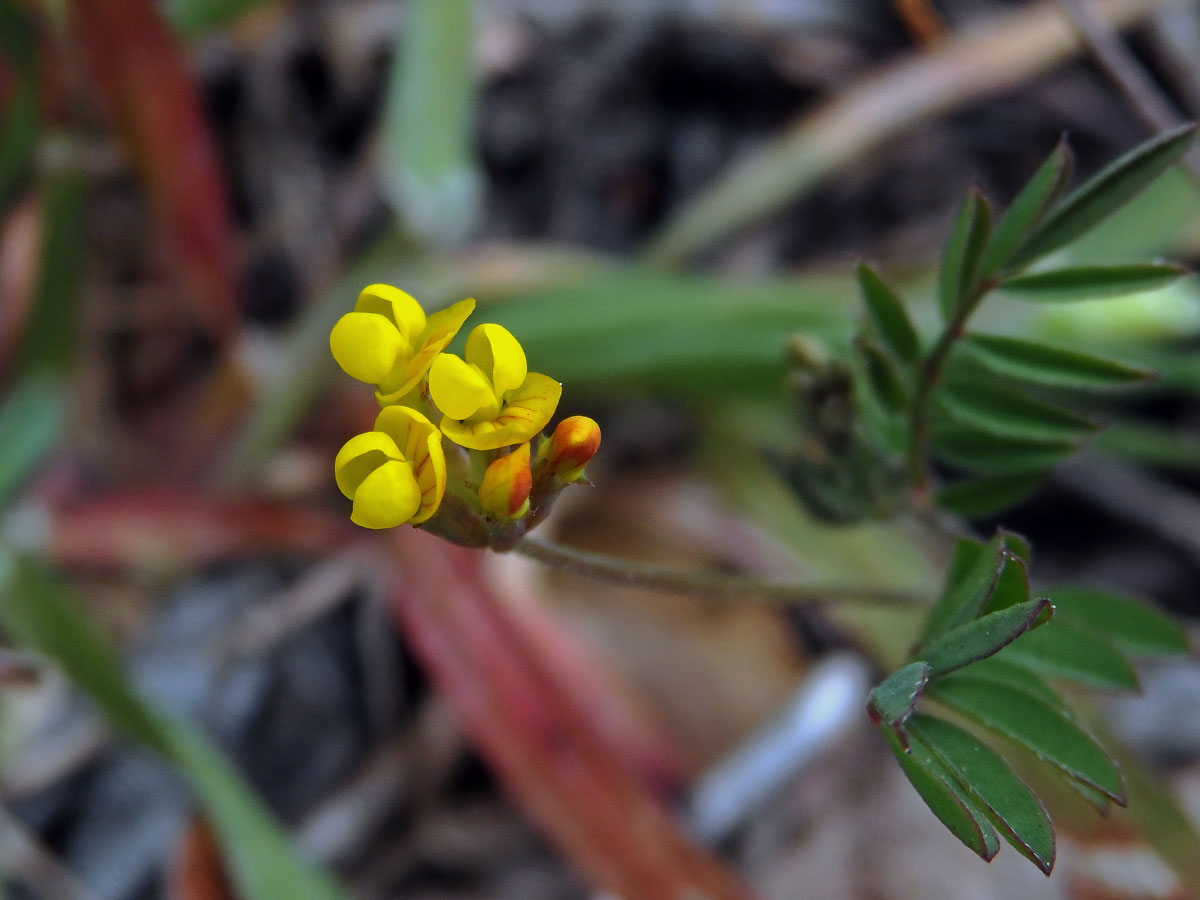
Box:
(334, 406), (446, 529)
(539, 415), (601, 483)
(479, 442), (533, 520)
(428, 323), (562, 450)
(329, 284), (475, 405)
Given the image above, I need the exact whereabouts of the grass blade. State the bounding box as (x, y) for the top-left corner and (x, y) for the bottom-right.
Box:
(382, 0), (480, 244)
(0, 555), (349, 900)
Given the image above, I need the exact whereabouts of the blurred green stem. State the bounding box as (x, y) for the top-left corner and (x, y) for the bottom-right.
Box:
(514, 535), (924, 607)
(905, 281), (994, 502)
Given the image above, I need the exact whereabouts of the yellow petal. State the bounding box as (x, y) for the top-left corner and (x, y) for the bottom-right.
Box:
(465, 323), (527, 398)
(441, 372), (561, 450)
(350, 459), (422, 528)
(479, 442), (532, 519)
(428, 353), (497, 420)
(411, 426), (447, 523)
(377, 297), (476, 404)
(334, 430), (403, 498)
(355, 284), (425, 344)
(330, 312), (407, 385)
(373, 406), (446, 523)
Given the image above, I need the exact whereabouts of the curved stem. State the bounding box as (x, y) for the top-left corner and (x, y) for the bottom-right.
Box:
(513, 536), (924, 607)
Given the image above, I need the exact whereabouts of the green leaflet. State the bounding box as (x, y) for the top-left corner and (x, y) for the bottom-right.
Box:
(931, 424), (1081, 475)
(927, 673), (1125, 804)
(917, 534), (1005, 644)
(882, 725), (1000, 862)
(999, 263), (1187, 302)
(936, 378), (1098, 444)
(908, 714), (1056, 875)
(1047, 585), (1189, 656)
(999, 620), (1141, 692)
(939, 190), (991, 321)
(951, 658), (1070, 713)
(935, 472), (1047, 519)
(961, 334), (1153, 391)
(1008, 124), (1198, 269)
(978, 140), (1073, 278)
(855, 335), (910, 413)
(979, 551), (1031, 614)
(1097, 417), (1200, 471)
(920, 598), (1052, 677)
(868, 661), (931, 728)
(856, 263), (920, 367)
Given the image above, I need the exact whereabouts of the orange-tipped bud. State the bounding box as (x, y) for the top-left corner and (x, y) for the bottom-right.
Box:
(479, 443), (533, 520)
(541, 416), (601, 483)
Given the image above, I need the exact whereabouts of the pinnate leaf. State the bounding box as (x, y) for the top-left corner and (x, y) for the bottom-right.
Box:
(856, 263), (919, 366)
(908, 714), (1056, 874)
(1000, 263), (1187, 302)
(1008, 123), (1198, 269)
(927, 673), (1125, 804)
(1048, 586), (1189, 657)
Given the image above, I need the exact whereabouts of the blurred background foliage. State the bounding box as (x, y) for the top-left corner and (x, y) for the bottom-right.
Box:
(3, 0), (1200, 898)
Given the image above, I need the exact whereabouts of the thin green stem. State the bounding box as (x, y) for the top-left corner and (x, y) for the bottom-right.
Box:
(513, 536), (924, 607)
(905, 279), (996, 501)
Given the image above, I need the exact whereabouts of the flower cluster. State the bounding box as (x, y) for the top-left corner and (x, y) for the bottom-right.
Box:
(330, 284), (600, 546)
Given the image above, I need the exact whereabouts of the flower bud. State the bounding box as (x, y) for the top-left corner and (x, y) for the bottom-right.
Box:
(479, 443), (533, 520)
(541, 416), (601, 483)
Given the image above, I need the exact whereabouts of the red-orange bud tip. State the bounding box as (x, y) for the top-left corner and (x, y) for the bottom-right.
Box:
(479, 443), (533, 519)
(545, 416), (601, 482)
